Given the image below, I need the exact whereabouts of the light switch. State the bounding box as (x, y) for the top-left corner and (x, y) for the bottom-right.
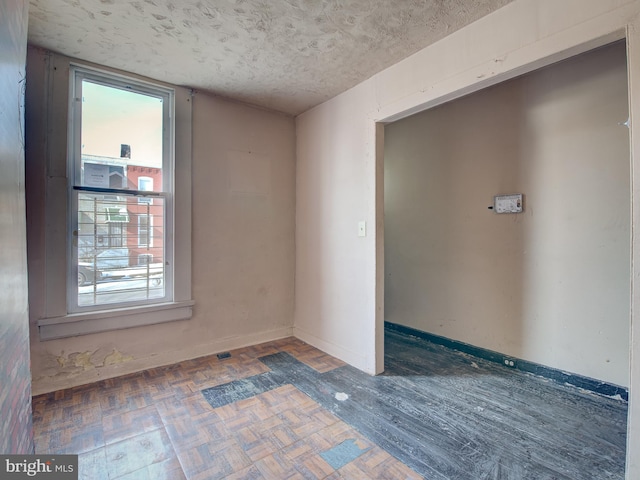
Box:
(358, 221), (366, 237)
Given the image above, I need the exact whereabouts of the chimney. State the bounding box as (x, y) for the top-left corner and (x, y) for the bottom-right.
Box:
(120, 144), (131, 158)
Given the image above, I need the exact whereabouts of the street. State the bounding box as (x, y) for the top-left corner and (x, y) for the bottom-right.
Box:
(79, 277), (163, 306)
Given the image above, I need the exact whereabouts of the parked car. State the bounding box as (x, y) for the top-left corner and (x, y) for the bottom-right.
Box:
(78, 262), (102, 286)
(78, 249), (130, 285)
(94, 248), (130, 269)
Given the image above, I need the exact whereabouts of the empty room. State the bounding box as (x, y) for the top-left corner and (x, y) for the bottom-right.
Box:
(3, 1), (640, 479)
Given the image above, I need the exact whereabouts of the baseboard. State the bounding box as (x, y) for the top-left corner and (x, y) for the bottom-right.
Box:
(294, 326), (374, 374)
(31, 325), (294, 395)
(384, 322), (628, 402)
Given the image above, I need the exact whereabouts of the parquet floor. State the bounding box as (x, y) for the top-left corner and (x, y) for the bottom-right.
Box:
(32, 337), (422, 479)
(32, 330), (628, 479)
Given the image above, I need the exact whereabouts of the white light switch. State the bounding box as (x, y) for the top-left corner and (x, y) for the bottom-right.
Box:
(358, 221), (366, 237)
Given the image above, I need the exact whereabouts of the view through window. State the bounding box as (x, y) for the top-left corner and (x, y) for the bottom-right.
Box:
(71, 71), (173, 310)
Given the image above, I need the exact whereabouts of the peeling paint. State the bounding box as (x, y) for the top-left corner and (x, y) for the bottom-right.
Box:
(48, 347), (133, 378)
(55, 350), (97, 371)
(103, 349), (134, 366)
(72, 351), (95, 370)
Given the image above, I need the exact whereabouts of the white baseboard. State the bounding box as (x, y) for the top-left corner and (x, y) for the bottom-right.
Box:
(293, 326), (374, 374)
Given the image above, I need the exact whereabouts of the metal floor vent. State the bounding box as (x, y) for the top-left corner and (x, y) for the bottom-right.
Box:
(217, 352), (231, 360)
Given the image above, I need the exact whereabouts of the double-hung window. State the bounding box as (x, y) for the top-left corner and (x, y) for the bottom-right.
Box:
(68, 67), (173, 312)
(32, 54), (192, 341)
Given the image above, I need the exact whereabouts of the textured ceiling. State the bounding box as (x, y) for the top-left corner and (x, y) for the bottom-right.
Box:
(27, 0), (512, 115)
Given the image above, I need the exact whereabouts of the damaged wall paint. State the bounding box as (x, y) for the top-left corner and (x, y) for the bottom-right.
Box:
(27, 48), (296, 395)
(55, 351), (95, 370)
(51, 348), (135, 376)
(103, 349), (134, 366)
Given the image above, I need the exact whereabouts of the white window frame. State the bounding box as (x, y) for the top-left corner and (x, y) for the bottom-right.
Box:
(35, 57), (193, 341)
(67, 67), (174, 313)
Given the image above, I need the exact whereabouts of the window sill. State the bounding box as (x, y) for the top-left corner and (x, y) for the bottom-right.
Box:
(38, 300), (195, 340)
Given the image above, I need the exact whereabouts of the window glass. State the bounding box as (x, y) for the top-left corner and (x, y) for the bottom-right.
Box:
(70, 71), (172, 311)
(138, 176), (153, 204)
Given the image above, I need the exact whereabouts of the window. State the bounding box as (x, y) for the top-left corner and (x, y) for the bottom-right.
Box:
(137, 211), (153, 247)
(34, 56), (192, 341)
(138, 176), (153, 204)
(108, 222), (124, 248)
(68, 67), (172, 312)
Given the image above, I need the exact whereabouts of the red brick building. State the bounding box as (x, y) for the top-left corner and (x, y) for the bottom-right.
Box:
(125, 165), (164, 266)
(78, 155), (164, 267)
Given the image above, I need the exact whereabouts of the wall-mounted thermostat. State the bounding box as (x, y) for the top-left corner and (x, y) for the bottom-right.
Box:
(493, 194), (523, 214)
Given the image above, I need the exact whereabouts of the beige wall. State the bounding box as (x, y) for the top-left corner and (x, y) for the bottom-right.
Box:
(295, 1), (640, 476)
(384, 42), (630, 387)
(26, 49), (296, 394)
(191, 93), (296, 342)
(294, 84), (379, 372)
